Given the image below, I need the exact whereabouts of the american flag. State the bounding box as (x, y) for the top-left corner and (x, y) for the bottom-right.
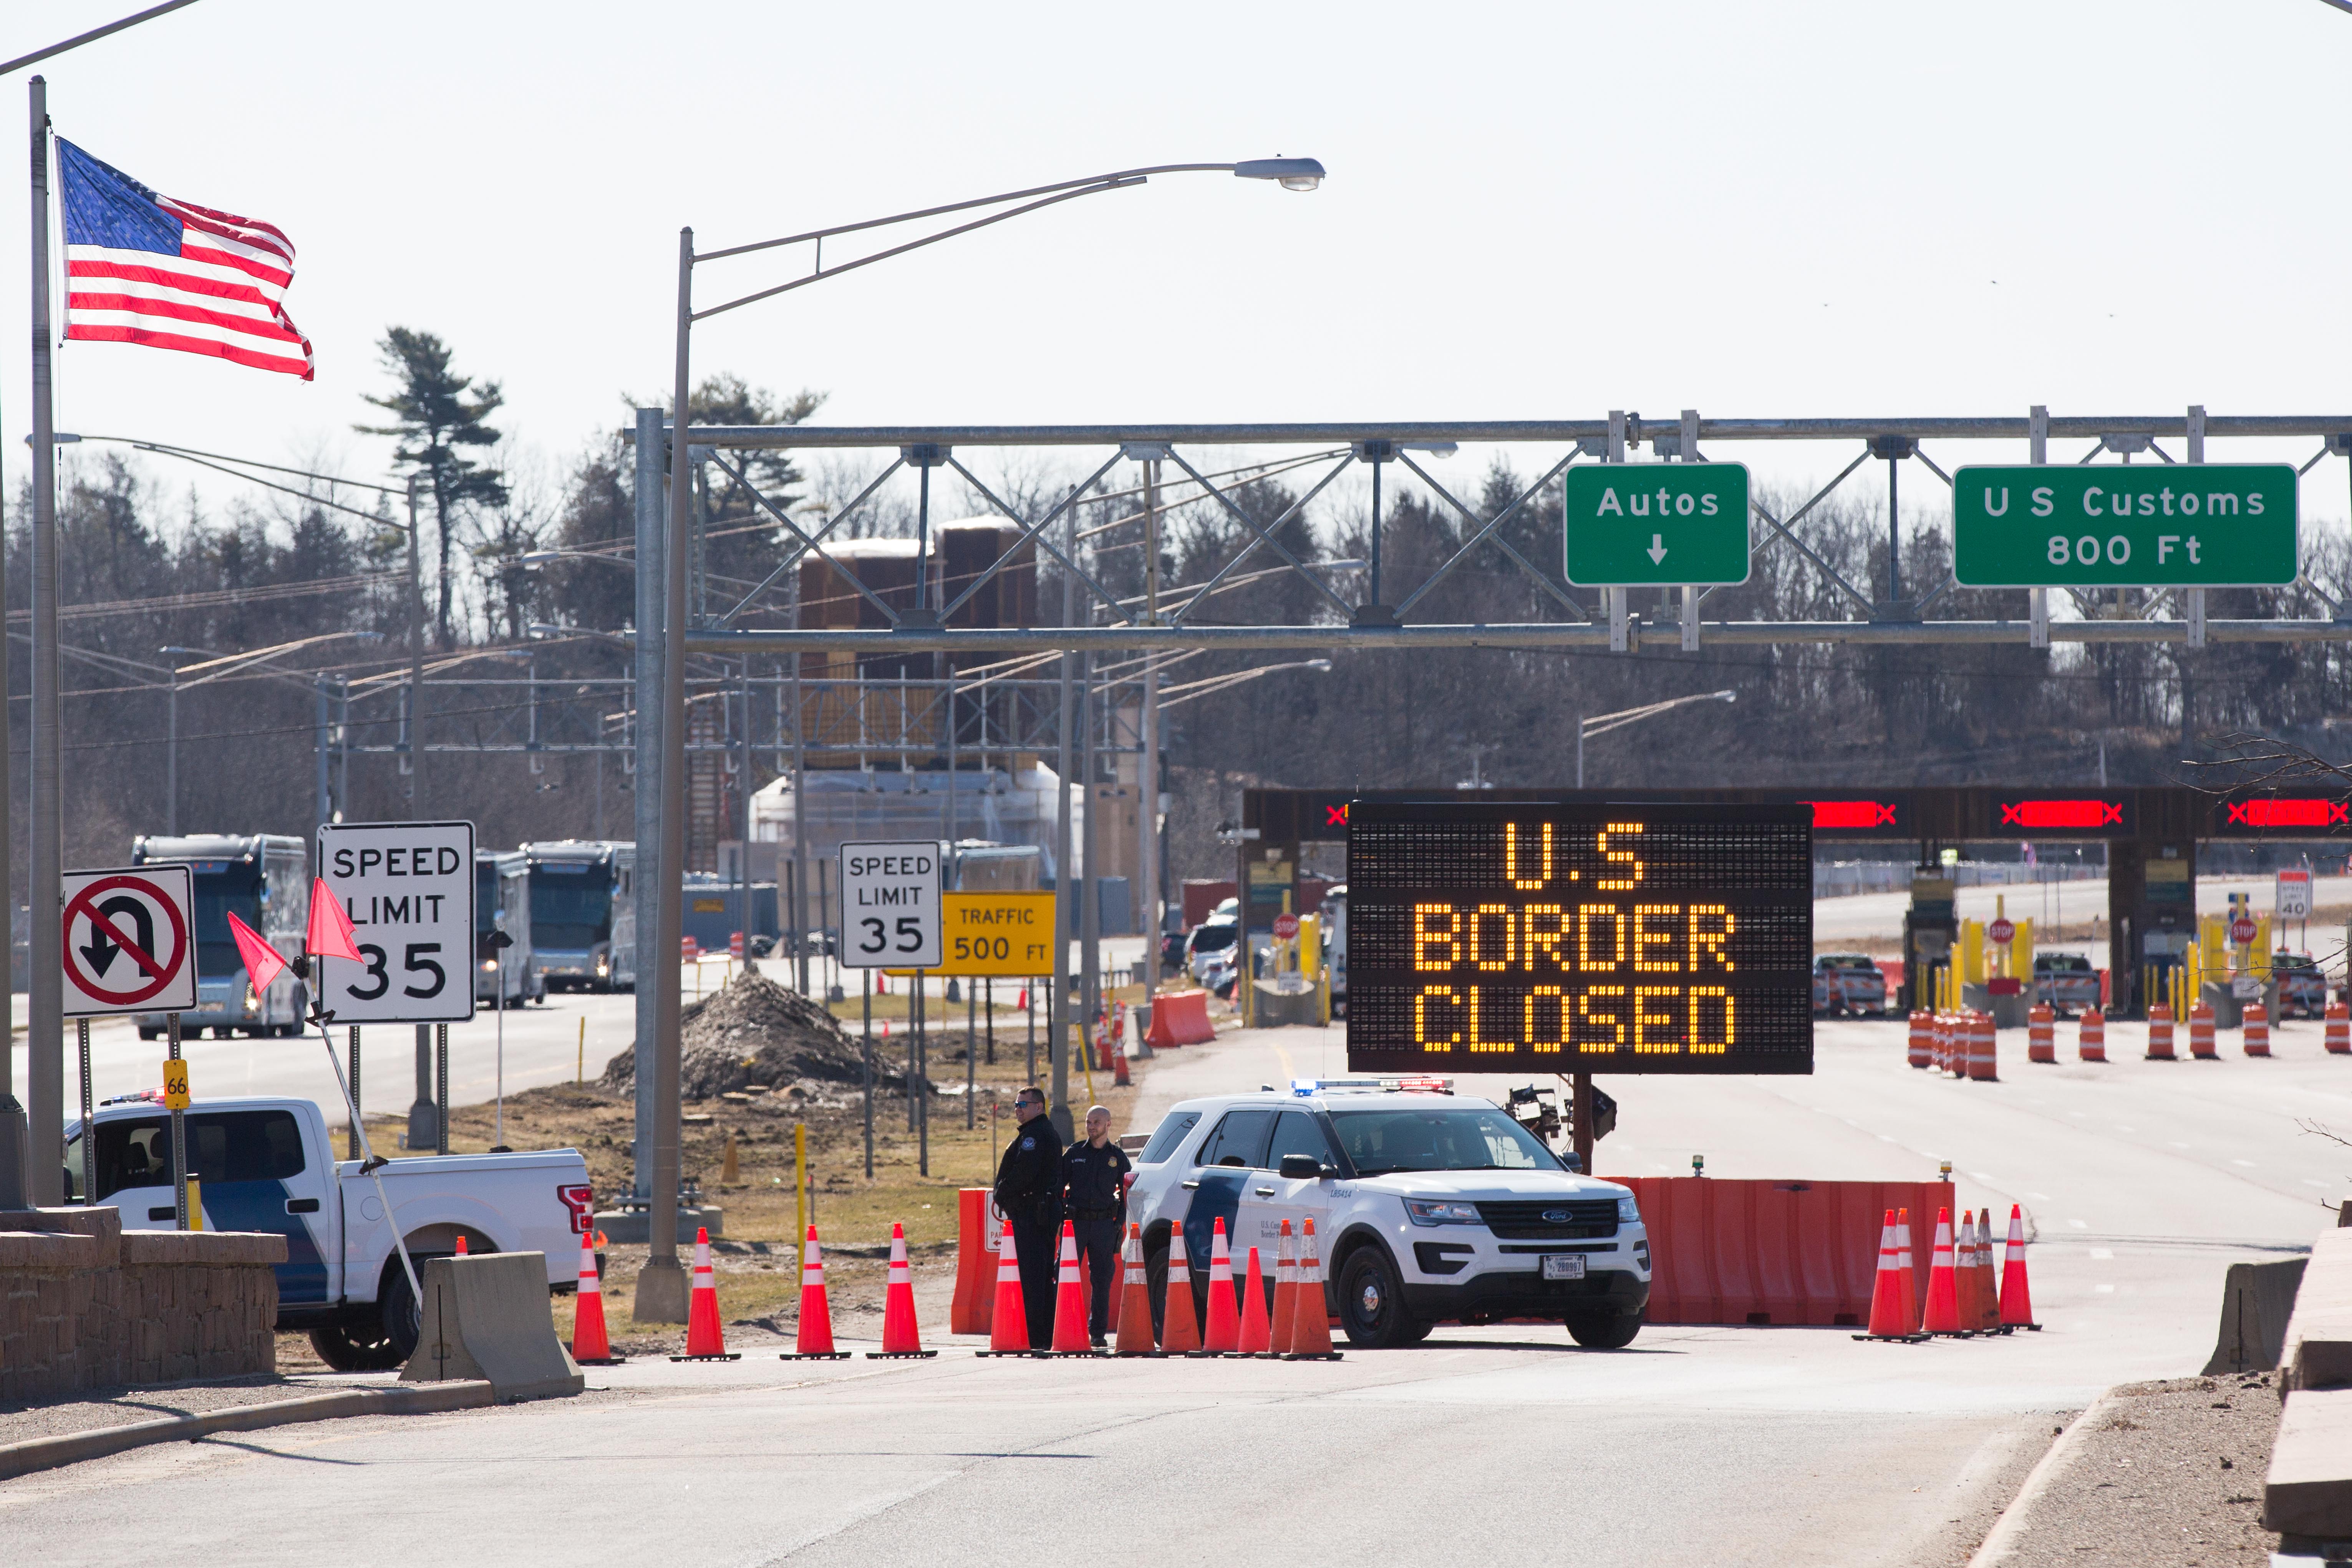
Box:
(55, 139), (313, 381)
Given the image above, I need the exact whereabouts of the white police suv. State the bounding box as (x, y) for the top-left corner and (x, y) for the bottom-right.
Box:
(1127, 1078), (1650, 1349)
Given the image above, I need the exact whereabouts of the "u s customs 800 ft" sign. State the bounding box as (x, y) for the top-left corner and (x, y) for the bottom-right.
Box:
(1346, 801), (1813, 1075)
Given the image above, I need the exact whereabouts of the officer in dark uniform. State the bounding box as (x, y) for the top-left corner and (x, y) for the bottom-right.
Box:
(993, 1085), (1064, 1348)
(1061, 1104), (1130, 1346)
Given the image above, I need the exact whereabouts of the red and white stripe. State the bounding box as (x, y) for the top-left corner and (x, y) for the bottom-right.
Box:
(66, 194), (313, 380)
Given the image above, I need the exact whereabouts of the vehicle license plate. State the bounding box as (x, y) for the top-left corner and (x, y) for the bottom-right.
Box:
(1542, 1254), (1586, 1281)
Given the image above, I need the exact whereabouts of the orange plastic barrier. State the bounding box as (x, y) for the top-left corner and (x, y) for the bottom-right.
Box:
(1145, 989), (1216, 1048)
(2243, 1002), (2270, 1058)
(2326, 1002), (2349, 1055)
(2027, 1004), (2055, 1064)
(1606, 1177), (1954, 1326)
(2146, 1004), (2175, 1060)
(2188, 1001), (2218, 1059)
(1967, 1011), (1999, 1082)
(1906, 1012), (1932, 1070)
(950, 1187), (1007, 1335)
(2078, 1008), (2106, 1062)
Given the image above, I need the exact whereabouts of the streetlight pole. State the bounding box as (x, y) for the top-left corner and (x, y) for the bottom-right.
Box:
(1574, 690), (1739, 789)
(636, 157), (1325, 1315)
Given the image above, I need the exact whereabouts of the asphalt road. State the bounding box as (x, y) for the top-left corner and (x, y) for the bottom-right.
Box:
(5, 1010), (2340, 1565)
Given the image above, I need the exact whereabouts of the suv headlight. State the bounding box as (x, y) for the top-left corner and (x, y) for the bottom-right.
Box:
(1617, 1195), (1640, 1224)
(1404, 1199), (1482, 1227)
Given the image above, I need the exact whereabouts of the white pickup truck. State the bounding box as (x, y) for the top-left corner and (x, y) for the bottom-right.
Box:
(63, 1094), (594, 1371)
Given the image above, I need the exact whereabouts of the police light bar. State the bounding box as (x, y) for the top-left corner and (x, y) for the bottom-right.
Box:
(1295, 1076), (1456, 1096)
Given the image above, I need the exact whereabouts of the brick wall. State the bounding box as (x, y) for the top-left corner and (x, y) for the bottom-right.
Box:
(0, 1207), (285, 1406)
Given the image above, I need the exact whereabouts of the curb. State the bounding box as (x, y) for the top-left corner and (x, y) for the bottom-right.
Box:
(0, 1380), (495, 1483)
(1965, 1389), (2119, 1568)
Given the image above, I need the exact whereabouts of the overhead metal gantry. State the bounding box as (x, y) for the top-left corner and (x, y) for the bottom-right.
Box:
(661, 409), (2352, 660)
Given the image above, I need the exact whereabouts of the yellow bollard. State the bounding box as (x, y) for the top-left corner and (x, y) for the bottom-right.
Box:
(794, 1121), (807, 1270)
(186, 1177), (204, 1231)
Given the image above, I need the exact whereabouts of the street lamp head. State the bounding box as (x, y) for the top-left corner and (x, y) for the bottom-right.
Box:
(1234, 156), (1325, 192)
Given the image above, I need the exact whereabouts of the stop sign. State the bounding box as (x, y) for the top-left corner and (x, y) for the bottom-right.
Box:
(1273, 913), (1300, 940)
(2231, 916), (2258, 945)
(1987, 918), (2015, 944)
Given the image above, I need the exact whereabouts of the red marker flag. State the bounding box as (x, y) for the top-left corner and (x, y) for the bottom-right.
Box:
(306, 878), (362, 963)
(225, 911), (288, 995)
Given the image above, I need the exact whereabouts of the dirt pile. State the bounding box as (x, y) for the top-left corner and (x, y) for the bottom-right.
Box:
(602, 968), (898, 1099)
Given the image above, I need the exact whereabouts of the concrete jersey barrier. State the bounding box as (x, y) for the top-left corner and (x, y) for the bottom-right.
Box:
(401, 1251), (584, 1402)
(2201, 1256), (2307, 1375)
(2281, 1230), (2352, 1393)
(1607, 1177), (1954, 1326)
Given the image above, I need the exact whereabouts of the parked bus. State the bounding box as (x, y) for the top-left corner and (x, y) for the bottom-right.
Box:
(520, 840), (635, 993)
(475, 849), (544, 1006)
(130, 832), (308, 1039)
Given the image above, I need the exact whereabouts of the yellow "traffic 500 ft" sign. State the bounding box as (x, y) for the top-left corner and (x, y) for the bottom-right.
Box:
(891, 892), (1057, 977)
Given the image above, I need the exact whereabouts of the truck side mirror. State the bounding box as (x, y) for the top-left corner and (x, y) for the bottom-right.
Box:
(1563, 1152), (1584, 1174)
(1278, 1154), (1327, 1180)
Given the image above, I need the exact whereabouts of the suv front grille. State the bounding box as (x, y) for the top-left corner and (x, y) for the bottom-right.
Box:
(1475, 1199), (1619, 1240)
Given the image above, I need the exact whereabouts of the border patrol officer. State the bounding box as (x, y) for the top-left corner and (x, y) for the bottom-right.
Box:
(993, 1084), (1063, 1348)
(1061, 1104), (1130, 1346)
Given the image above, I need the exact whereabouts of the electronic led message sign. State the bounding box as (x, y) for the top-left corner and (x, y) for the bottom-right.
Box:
(1346, 801), (1813, 1075)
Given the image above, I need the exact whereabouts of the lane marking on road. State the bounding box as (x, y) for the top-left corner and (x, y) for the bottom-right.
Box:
(2090, 1248), (2113, 1260)
(2068, 1219), (2088, 1229)
(2233, 1160), (2256, 1168)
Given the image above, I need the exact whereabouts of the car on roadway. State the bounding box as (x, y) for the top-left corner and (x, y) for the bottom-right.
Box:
(64, 1093), (593, 1373)
(1125, 1081), (1650, 1350)
(2031, 952), (2102, 1015)
(2273, 952), (2328, 1018)
(1812, 953), (1888, 1016)
(1185, 914), (1239, 986)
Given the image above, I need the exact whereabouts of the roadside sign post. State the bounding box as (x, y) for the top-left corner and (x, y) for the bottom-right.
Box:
(61, 865), (197, 1214)
(1951, 465), (2299, 587)
(2276, 869), (2313, 949)
(167, 1010), (187, 1230)
(317, 822), (477, 1161)
(840, 842), (943, 1180)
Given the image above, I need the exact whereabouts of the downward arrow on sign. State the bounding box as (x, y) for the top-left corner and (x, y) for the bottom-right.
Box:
(1647, 534), (1668, 564)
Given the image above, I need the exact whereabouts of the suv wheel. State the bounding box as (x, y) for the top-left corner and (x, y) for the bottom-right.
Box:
(1338, 1247), (1428, 1349)
(1565, 1310), (1642, 1349)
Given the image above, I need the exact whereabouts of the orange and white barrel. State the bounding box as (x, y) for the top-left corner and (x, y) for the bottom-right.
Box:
(1967, 1011), (1999, 1082)
(2326, 1001), (2350, 1056)
(2189, 1001), (2218, 1060)
(2146, 1003), (2175, 1060)
(1908, 1011), (1933, 1070)
(2077, 1007), (2107, 1062)
(2243, 1001), (2270, 1058)
(2027, 1003), (2055, 1064)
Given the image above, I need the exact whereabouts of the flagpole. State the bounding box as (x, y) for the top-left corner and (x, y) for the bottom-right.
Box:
(26, 75), (65, 1205)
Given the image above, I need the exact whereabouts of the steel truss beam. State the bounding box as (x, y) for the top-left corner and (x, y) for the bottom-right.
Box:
(648, 413), (2352, 651)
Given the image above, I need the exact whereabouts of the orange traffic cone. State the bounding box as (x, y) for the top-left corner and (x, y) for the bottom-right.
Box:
(1200, 1218), (1241, 1354)
(1283, 1218), (1340, 1359)
(1998, 1204), (2040, 1329)
(1856, 1209), (1919, 1341)
(1050, 1222), (1092, 1354)
(983, 1222), (1031, 1356)
(1114, 1223), (1158, 1355)
(1954, 1209), (1977, 1327)
(1110, 1005), (1132, 1087)
(779, 1224), (850, 1360)
(571, 1227), (617, 1364)
(1976, 1209), (2002, 1331)
(1895, 1208), (1919, 1333)
(1236, 1246), (1271, 1354)
(454, 1235), (469, 1255)
(870, 1220), (935, 1358)
(1267, 1220), (1298, 1357)
(1921, 1208), (1962, 1335)
(1160, 1227), (1202, 1354)
(673, 1226), (740, 1360)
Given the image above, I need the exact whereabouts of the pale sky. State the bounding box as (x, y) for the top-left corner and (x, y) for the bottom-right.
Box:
(6, 1), (2352, 544)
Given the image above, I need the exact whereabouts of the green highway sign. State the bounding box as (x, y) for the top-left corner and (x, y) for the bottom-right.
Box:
(1952, 465), (2298, 587)
(1561, 462), (1751, 587)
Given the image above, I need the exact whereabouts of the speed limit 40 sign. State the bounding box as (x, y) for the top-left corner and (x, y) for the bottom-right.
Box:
(840, 841), (942, 970)
(317, 821), (477, 1023)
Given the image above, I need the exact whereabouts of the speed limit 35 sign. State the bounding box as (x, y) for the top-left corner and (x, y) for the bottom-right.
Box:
(317, 821), (477, 1023)
(840, 841), (942, 969)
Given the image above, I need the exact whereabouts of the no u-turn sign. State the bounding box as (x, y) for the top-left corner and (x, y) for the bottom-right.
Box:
(62, 864), (197, 1017)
